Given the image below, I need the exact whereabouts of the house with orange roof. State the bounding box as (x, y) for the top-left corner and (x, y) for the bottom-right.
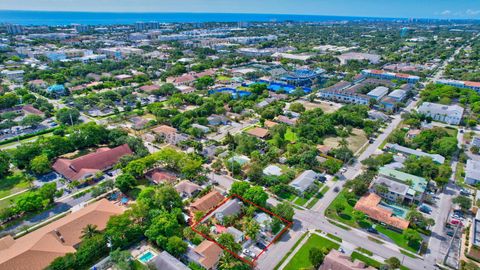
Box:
(246, 127), (269, 139)
(52, 144), (133, 181)
(190, 191), (225, 213)
(0, 199), (124, 270)
(354, 193), (409, 231)
(190, 240), (223, 270)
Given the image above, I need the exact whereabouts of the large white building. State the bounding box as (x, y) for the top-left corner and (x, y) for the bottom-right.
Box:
(417, 102), (464, 125)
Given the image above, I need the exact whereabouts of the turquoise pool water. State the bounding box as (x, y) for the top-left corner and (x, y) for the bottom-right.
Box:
(138, 251), (155, 263)
(379, 202), (409, 219)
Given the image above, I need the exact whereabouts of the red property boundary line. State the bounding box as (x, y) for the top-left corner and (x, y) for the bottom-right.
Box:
(191, 194), (293, 266)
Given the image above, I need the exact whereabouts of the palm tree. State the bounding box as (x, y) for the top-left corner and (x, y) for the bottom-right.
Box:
(81, 224), (100, 239)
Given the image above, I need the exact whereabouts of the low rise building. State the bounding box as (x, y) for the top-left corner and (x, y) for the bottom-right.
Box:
(320, 250), (376, 270)
(214, 198), (242, 223)
(190, 240), (223, 270)
(465, 160), (480, 185)
(354, 193), (409, 231)
(373, 167), (428, 204)
(384, 143), (445, 164)
(0, 199), (124, 270)
(289, 170), (318, 194)
(52, 144), (133, 181)
(436, 79), (480, 93)
(417, 102), (464, 125)
(151, 251), (189, 270)
(362, 69), (420, 84)
(367, 86), (389, 100)
(190, 191), (225, 213)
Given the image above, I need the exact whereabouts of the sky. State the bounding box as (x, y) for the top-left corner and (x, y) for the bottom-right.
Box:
(0, 0), (480, 19)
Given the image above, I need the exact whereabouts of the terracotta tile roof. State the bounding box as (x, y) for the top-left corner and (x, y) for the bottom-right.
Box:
(152, 125), (178, 135)
(264, 120), (278, 128)
(317, 145), (332, 154)
(22, 105), (44, 116)
(466, 81), (480, 87)
(190, 191), (225, 213)
(139, 84), (160, 92)
(246, 127), (269, 138)
(277, 115), (297, 125)
(194, 240), (223, 270)
(145, 168), (177, 184)
(0, 199), (124, 270)
(354, 193), (409, 230)
(52, 144), (133, 181)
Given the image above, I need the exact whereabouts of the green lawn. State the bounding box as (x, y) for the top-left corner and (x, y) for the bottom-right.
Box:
(284, 234), (340, 270)
(325, 190), (362, 227)
(285, 128), (298, 143)
(306, 196), (320, 209)
(0, 173), (31, 200)
(351, 252), (382, 268)
(375, 226), (419, 253)
(355, 247), (373, 256)
(294, 196), (309, 206)
(274, 232), (309, 270)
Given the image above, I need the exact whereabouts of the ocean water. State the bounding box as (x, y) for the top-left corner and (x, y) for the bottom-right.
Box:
(0, 10), (399, 26)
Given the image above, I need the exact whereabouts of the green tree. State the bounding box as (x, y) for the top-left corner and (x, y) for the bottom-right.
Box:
(0, 151), (11, 177)
(243, 186), (268, 206)
(110, 249), (134, 270)
(243, 218), (260, 240)
(289, 102), (306, 113)
(309, 247), (325, 268)
(403, 229), (422, 247)
(21, 114), (43, 127)
(230, 181), (250, 197)
(81, 224), (100, 239)
(166, 236), (188, 257)
(115, 173), (137, 193)
(56, 108), (81, 125)
(453, 195), (472, 211)
(272, 202), (295, 221)
(30, 154), (51, 175)
(385, 257), (401, 269)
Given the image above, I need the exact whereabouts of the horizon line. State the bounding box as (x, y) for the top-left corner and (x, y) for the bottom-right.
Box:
(0, 9), (479, 22)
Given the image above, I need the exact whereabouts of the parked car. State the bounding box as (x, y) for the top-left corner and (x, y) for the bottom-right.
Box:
(366, 227), (378, 234)
(333, 186), (340, 192)
(419, 204), (432, 214)
(256, 242), (267, 250)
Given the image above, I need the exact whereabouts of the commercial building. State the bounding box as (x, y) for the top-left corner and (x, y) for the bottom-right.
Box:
(52, 144), (133, 181)
(367, 86), (389, 100)
(417, 102), (464, 125)
(337, 52), (381, 65)
(384, 143), (445, 164)
(465, 160), (480, 185)
(318, 81), (369, 105)
(0, 70), (24, 82)
(436, 79), (480, 92)
(362, 69), (420, 84)
(0, 199), (124, 270)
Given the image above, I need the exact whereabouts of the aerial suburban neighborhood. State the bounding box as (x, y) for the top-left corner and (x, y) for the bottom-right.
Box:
(0, 2), (480, 270)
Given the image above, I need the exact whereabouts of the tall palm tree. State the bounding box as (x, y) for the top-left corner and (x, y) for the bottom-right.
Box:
(81, 224), (100, 239)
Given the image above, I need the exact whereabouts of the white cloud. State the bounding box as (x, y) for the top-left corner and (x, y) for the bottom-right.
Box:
(440, 10), (452, 15)
(466, 9), (480, 16)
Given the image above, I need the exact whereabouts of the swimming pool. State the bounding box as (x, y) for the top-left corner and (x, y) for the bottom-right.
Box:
(138, 250), (156, 263)
(379, 202), (409, 219)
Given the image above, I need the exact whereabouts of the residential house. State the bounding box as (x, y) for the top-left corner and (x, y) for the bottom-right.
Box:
(246, 127), (269, 139)
(52, 144), (133, 181)
(191, 240), (223, 270)
(226, 227), (245, 243)
(0, 199), (124, 270)
(151, 251), (189, 270)
(264, 120), (278, 129)
(145, 168), (177, 185)
(47, 84), (66, 95)
(175, 180), (202, 198)
(289, 170), (318, 194)
(354, 193), (409, 231)
(152, 125), (187, 145)
(319, 250), (376, 270)
(417, 102), (464, 125)
(254, 212), (273, 232)
(139, 84), (160, 93)
(465, 160), (480, 185)
(263, 165), (283, 176)
(207, 115), (229, 126)
(276, 115), (297, 126)
(129, 116), (149, 130)
(384, 143), (445, 164)
(192, 124), (210, 133)
(214, 198), (242, 223)
(190, 191), (225, 213)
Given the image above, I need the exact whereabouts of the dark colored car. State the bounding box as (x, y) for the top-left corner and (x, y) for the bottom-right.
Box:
(256, 242), (267, 250)
(366, 227), (378, 234)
